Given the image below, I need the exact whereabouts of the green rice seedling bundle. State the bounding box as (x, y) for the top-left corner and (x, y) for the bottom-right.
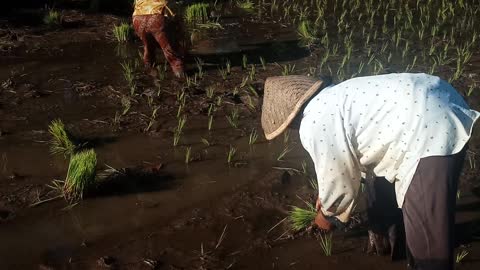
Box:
(49, 119), (76, 157)
(185, 3), (210, 24)
(297, 20), (318, 46)
(237, 0), (254, 11)
(64, 149), (97, 201)
(113, 23), (132, 43)
(44, 9), (61, 26)
(289, 202), (316, 231)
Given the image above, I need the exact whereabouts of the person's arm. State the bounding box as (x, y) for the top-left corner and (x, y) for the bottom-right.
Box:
(299, 106), (361, 225)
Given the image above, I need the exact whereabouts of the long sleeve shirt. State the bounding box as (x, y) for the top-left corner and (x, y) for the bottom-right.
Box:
(299, 73), (479, 222)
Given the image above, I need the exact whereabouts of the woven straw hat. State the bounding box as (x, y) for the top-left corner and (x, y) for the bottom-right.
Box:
(261, 75), (326, 140)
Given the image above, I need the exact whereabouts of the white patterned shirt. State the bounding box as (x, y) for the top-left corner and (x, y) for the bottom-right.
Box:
(299, 73), (479, 222)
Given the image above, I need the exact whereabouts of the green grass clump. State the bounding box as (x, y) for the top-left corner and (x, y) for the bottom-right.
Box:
(289, 203), (317, 231)
(64, 149), (97, 201)
(113, 23), (132, 42)
(43, 9), (61, 26)
(185, 3), (210, 24)
(49, 119), (76, 157)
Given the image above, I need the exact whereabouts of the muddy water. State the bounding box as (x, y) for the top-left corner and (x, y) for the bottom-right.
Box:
(0, 121), (305, 268)
(0, 27), (306, 267)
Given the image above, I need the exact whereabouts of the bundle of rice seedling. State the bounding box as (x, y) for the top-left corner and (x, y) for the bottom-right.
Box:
(64, 149), (97, 201)
(48, 119), (76, 157)
(185, 3), (210, 24)
(113, 23), (133, 42)
(43, 9), (61, 26)
(289, 202), (317, 231)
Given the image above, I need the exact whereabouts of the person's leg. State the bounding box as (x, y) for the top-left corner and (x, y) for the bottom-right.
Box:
(147, 14), (185, 76)
(402, 147), (466, 270)
(365, 177), (404, 259)
(133, 15), (156, 67)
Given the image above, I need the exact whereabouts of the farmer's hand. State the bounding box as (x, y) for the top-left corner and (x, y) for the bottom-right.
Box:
(314, 197), (333, 231)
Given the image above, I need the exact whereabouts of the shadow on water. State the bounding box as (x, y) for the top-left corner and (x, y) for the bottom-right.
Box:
(93, 167), (176, 197)
(190, 39), (310, 68)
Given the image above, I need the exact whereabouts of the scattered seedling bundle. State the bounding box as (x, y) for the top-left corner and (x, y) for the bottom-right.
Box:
(64, 149), (97, 201)
(47, 120), (98, 203)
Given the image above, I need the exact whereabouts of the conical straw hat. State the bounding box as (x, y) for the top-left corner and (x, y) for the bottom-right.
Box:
(261, 75), (326, 140)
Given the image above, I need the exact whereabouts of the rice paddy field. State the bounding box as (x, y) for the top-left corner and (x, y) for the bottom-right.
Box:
(1, 0), (480, 269)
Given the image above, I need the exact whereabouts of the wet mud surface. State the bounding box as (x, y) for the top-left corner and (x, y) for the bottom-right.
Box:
(2, 1), (480, 269)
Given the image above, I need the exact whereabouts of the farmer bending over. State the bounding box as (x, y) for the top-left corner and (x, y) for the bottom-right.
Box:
(133, 0), (185, 77)
(261, 73), (479, 270)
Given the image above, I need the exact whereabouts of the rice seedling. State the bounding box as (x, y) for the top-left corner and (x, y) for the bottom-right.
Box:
(281, 64), (296, 76)
(207, 103), (215, 116)
(216, 96), (223, 107)
(467, 83), (476, 96)
(277, 145), (292, 161)
(120, 61), (137, 95)
(259, 56), (266, 70)
(456, 249), (469, 263)
(289, 202), (316, 231)
(226, 107), (240, 128)
(226, 59), (232, 74)
(63, 149), (97, 201)
(43, 9), (61, 26)
(186, 74), (198, 88)
(145, 107), (159, 132)
(113, 23), (132, 43)
(208, 115), (214, 131)
(219, 66), (228, 80)
(236, 0), (254, 12)
(201, 138), (210, 146)
(185, 3), (209, 24)
(319, 232), (333, 256)
(121, 96), (131, 115)
(301, 160), (308, 175)
(240, 76), (249, 88)
(195, 57), (204, 78)
(232, 87), (239, 96)
(185, 146), (193, 164)
(113, 111), (122, 125)
(227, 145), (237, 164)
(246, 95), (256, 110)
(173, 115), (187, 146)
(206, 87), (215, 99)
(249, 64), (256, 80)
(297, 20), (318, 47)
(49, 119), (76, 157)
(242, 54), (248, 69)
(249, 128), (258, 145)
(283, 129), (290, 145)
(247, 84), (259, 97)
(308, 177), (318, 190)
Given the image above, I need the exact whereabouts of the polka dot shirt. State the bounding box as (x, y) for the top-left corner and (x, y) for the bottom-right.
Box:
(299, 73), (479, 221)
